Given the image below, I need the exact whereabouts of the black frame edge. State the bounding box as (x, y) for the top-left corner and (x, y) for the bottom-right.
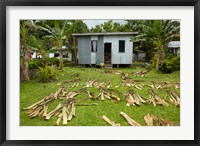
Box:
(0, 1), (6, 146)
(195, 1), (200, 146)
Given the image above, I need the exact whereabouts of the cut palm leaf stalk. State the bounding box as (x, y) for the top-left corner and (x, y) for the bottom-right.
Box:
(104, 80), (112, 88)
(166, 90), (180, 106)
(151, 81), (180, 89)
(132, 70), (148, 77)
(99, 80), (112, 88)
(65, 88), (85, 100)
(84, 90), (98, 99)
(54, 113), (63, 126)
(120, 112), (141, 126)
(23, 87), (67, 110)
(85, 78), (100, 88)
(120, 73), (130, 80)
(45, 103), (63, 120)
(125, 90), (146, 106)
(152, 115), (173, 126)
(102, 115), (120, 126)
(62, 106), (68, 125)
(98, 86), (120, 101)
(42, 103), (49, 117)
(27, 106), (43, 118)
(144, 113), (153, 126)
(68, 102), (76, 121)
(147, 89), (169, 107)
(121, 79), (145, 90)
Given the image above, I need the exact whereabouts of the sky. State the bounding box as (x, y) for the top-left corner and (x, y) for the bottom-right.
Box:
(83, 20), (126, 29)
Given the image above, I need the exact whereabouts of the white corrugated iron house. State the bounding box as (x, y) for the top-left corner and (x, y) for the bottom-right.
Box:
(72, 32), (138, 67)
(168, 41), (180, 54)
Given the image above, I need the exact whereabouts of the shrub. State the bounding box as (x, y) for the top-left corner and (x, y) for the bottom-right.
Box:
(28, 59), (44, 70)
(29, 58), (60, 70)
(159, 55), (180, 73)
(46, 58), (60, 66)
(38, 65), (60, 82)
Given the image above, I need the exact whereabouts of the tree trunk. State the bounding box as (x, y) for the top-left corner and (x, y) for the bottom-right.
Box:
(59, 49), (64, 71)
(156, 49), (161, 71)
(73, 37), (78, 66)
(21, 47), (30, 82)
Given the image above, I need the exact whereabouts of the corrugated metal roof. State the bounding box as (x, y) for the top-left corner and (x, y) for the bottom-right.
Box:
(72, 32), (138, 36)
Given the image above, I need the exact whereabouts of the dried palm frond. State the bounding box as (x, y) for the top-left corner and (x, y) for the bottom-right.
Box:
(102, 115), (120, 126)
(165, 90), (180, 106)
(132, 70), (148, 77)
(144, 113), (153, 126)
(120, 112), (141, 126)
(144, 113), (173, 126)
(125, 90), (146, 106)
(146, 89), (169, 107)
(121, 79), (145, 90)
(151, 81), (180, 89)
(98, 86), (120, 101)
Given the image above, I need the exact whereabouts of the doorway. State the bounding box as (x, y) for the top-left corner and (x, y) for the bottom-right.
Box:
(104, 43), (111, 64)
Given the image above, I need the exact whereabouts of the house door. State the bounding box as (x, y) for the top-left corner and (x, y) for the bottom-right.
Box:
(104, 43), (112, 64)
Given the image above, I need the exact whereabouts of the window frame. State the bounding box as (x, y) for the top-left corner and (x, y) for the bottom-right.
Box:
(118, 40), (125, 53)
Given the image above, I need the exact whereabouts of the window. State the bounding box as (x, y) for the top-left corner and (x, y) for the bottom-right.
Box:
(91, 40), (97, 52)
(119, 40), (125, 52)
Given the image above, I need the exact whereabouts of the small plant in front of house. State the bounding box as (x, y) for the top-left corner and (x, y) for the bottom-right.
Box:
(38, 64), (60, 83)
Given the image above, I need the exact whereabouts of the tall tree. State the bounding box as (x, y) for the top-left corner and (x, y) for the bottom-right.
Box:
(20, 20), (42, 81)
(131, 20), (180, 71)
(37, 20), (71, 71)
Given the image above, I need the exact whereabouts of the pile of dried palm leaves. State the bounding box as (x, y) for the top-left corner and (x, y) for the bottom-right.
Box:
(102, 112), (173, 126)
(146, 89), (169, 107)
(165, 90), (180, 106)
(98, 86), (120, 101)
(132, 70), (149, 77)
(144, 113), (173, 126)
(120, 79), (145, 90)
(23, 87), (85, 125)
(125, 90), (146, 106)
(23, 73), (180, 126)
(85, 78), (112, 88)
(151, 81), (180, 89)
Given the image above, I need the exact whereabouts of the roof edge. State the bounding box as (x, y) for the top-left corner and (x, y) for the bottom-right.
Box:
(72, 32), (138, 36)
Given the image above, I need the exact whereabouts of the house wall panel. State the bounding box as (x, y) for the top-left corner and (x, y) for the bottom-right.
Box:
(78, 36), (91, 64)
(96, 36), (104, 64)
(103, 36), (133, 64)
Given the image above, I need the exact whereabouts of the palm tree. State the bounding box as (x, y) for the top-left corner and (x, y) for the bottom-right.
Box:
(20, 22), (30, 81)
(131, 20), (180, 71)
(37, 20), (78, 71)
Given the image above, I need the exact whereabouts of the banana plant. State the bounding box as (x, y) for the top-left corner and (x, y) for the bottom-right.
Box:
(131, 20), (180, 71)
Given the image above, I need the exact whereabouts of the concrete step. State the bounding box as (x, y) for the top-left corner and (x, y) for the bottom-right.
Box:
(104, 64), (112, 69)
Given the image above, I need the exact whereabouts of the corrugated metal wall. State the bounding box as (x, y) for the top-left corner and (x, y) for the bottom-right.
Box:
(103, 36), (133, 64)
(96, 36), (104, 64)
(77, 35), (133, 65)
(78, 36), (91, 64)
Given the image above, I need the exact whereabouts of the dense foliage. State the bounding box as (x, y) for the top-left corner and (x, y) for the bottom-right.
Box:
(38, 65), (60, 82)
(159, 55), (180, 73)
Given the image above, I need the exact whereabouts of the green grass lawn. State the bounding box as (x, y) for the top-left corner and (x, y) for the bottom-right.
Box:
(20, 66), (180, 126)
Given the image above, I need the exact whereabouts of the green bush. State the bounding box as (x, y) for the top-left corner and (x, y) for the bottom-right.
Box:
(46, 58), (60, 66)
(38, 65), (60, 82)
(29, 58), (60, 70)
(159, 55), (180, 73)
(28, 59), (44, 70)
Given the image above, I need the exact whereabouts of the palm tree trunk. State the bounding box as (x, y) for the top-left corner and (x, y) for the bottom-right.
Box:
(156, 49), (161, 71)
(59, 49), (64, 71)
(21, 46), (30, 82)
